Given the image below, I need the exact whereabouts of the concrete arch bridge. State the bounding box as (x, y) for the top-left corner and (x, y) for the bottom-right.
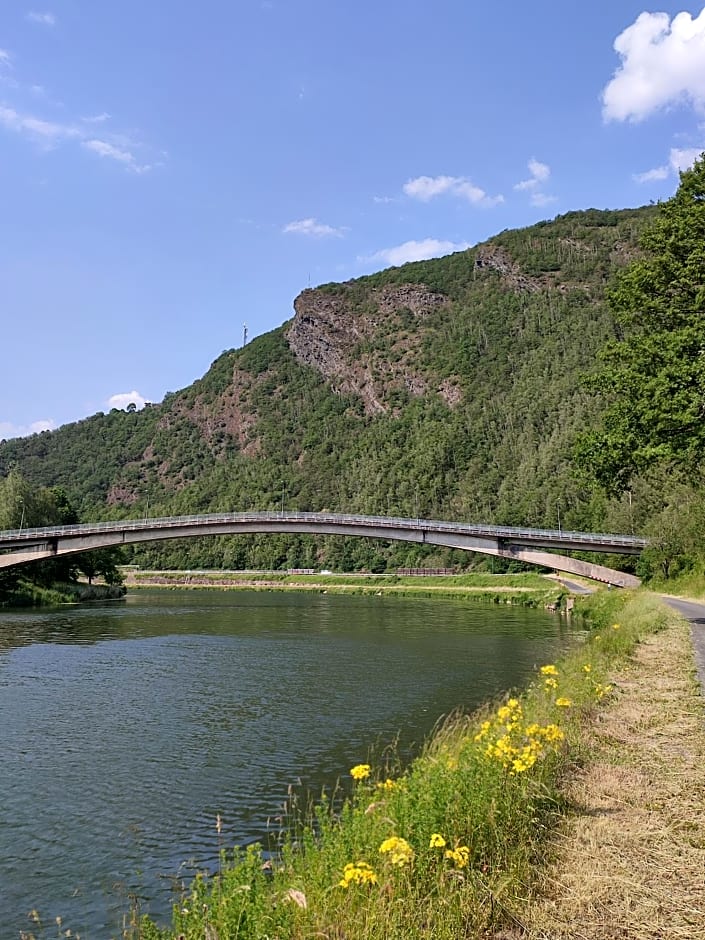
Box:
(0, 512), (645, 587)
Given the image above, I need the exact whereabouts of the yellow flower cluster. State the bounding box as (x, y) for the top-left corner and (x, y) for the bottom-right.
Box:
(540, 664), (558, 676)
(612, 623), (621, 630)
(478, 698), (566, 774)
(429, 833), (446, 848)
(338, 861), (377, 888)
(350, 763), (371, 781)
(582, 663), (592, 674)
(496, 697), (522, 730)
(444, 845), (470, 868)
(555, 696), (572, 707)
(379, 835), (414, 867)
(544, 676), (558, 690)
(376, 777), (398, 791)
(593, 682), (613, 700)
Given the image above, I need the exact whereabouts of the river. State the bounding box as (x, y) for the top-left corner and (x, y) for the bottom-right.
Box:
(0, 589), (581, 937)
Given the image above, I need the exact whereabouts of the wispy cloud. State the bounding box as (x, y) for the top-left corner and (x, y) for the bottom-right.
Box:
(82, 138), (154, 173)
(26, 11), (56, 27)
(283, 217), (345, 237)
(529, 192), (558, 207)
(514, 158), (551, 191)
(514, 158), (556, 207)
(603, 9), (705, 122)
(633, 146), (703, 183)
(0, 47), (159, 173)
(0, 104), (80, 144)
(81, 112), (111, 124)
(0, 100), (157, 171)
(403, 174), (503, 207)
(0, 418), (56, 440)
(364, 238), (470, 267)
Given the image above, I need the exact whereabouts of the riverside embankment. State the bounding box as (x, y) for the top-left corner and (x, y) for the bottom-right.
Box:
(135, 590), (691, 940)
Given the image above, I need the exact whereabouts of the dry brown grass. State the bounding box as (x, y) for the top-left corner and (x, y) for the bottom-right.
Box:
(521, 613), (705, 939)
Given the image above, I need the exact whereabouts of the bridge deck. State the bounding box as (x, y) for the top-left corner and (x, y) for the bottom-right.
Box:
(0, 511), (646, 553)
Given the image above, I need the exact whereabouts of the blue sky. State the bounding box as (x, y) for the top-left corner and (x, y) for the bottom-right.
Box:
(2, 1), (704, 438)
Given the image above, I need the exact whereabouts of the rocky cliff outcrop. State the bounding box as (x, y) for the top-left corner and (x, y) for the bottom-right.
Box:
(286, 283), (449, 415)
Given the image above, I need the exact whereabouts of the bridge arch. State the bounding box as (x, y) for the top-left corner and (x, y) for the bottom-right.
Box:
(0, 512), (644, 587)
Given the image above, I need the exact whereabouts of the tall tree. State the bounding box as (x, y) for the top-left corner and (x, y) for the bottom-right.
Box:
(576, 153), (705, 493)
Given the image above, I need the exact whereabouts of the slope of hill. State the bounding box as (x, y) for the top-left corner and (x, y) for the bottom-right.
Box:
(0, 206), (655, 570)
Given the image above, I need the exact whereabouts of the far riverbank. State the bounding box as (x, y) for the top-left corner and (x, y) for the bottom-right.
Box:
(123, 569), (569, 608)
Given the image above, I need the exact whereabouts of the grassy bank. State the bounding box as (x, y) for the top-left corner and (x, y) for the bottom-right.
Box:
(0, 580), (126, 607)
(125, 570), (566, 608)
(132, 590), (672, 939)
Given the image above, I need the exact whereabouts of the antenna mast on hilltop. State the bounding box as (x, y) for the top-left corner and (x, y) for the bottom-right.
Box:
(242, 323), (248, 347)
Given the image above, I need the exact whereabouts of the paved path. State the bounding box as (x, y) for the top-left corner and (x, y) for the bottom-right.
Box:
(660, 595), (705, 692)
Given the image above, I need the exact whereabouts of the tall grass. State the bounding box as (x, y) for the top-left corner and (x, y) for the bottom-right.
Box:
(135, 591), (669, 939)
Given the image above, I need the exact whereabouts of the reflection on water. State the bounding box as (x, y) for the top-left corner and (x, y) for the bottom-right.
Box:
(0, 590), (580, 936)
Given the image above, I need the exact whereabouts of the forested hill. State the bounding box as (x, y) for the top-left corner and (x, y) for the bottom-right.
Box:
(0, 206), (656, 570)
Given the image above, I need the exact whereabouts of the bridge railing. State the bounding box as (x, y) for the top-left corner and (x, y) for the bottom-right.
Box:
(0, 511), (648, 550)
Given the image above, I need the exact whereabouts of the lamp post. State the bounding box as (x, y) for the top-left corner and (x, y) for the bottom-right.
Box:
(557, 502), (562, 534)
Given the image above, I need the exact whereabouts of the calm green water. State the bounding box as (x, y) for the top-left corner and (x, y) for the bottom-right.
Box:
(0, 590), (580, 937)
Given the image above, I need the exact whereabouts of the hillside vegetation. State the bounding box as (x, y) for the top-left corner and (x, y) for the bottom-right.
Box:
(1, 205), (676, 574)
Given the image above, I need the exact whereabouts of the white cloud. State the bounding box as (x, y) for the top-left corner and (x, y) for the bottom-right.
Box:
(82, 138), (153, 173)
(530, 192), (558, 207)
(27, 11), (56, 26)
(0, 418), (56, 440)
(403, 174), (503, 207)
(82, 112), (111, 124)
(0, 49), (11, 67)
(514, 158), (551, 191)
(365, 238), (471, 267)
(0, 103), (80, 144)
(633, 164), (669, 183)
(0, 101), (157, 170)
(107, 391), (149, 411)
(633, 146), (703, 182)
(603, 9), (705, 122)
(669, 146), (702, 171)
(283, 217), (345, 237)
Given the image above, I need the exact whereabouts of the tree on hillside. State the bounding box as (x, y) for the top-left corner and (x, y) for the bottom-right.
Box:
(575, 153), (705, 493)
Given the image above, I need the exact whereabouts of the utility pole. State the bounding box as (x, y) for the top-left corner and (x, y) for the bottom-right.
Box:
(242, 323), (248, 347)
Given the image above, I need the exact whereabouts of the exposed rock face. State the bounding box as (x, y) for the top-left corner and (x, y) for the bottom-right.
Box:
(474, 245), (543, 293)
(286, 283), (449, 415)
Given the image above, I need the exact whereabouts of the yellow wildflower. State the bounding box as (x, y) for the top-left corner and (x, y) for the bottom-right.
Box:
(444, 845), (470, 868)
(540, 664), (558, 676)
(338, 861), (377, 888)
(538, 723), (564, 743)
(582, 663), (592, 674)
(376, 777), (397, 791)
(429, 833), (446, 849)
(474, 720), (491, 742)
(612, 623), (620, 630)
(544, 676), (558, 690)
(350, 763), (371, 781)
(555, 697), (572, 707)
(379, 836), (414, 867)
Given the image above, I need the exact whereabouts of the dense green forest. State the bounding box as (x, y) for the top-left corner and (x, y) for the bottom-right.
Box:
(3, 172), (704, 582)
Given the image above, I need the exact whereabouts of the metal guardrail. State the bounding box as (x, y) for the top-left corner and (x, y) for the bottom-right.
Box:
(0, 511), (648, 550)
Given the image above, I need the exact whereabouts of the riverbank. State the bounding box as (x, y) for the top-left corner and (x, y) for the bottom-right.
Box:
(0, 579), (126, 607)
(134, 590), (678, 939)
(124, 569), (568, 608)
